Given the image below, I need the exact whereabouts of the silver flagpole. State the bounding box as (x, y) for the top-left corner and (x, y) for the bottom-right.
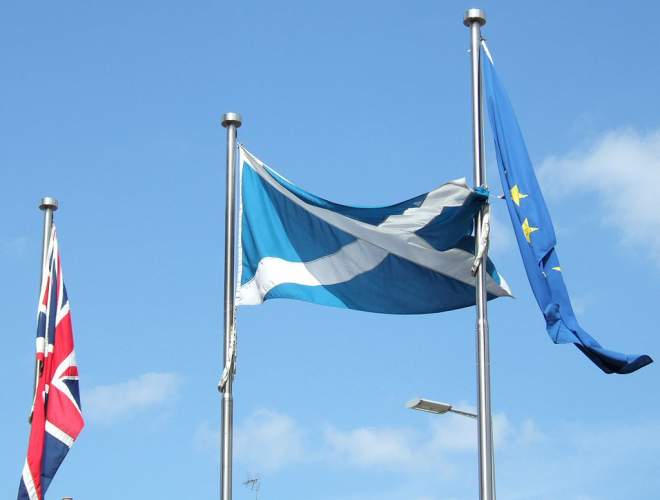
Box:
(220, 112), (242, 500)
(30, 197), (58, 422)
(464, 9), (496, 500)
(39, 198), (58, 274)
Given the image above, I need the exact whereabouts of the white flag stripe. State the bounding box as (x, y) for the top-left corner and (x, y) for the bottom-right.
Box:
(55, 301), (70, 326)
(21, 461), (40, 500)
(240, 239), (389, 305)
(36, 337), (46, 354)
(377, 181), (474, 231)
(45, 421), (74, 448)
(51, 351), (82, 412)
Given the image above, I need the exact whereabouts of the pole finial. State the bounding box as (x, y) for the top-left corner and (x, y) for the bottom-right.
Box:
(464, 8), (487, 27)
(222, 112), (243, 129)
(39, 197), (58, 211)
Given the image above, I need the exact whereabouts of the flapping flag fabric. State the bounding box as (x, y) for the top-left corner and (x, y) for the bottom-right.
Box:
(19, 225), (83, 500)
(482, 43), (652, 374)
(237, 147), (511, 314)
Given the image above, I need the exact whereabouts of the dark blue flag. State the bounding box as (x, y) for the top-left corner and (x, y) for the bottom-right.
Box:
(482, 43), (652, 374)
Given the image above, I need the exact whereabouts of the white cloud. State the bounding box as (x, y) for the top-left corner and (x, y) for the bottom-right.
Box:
(83, 372), (182, 424)
(487, 205), (515, 255)
(234, 409), (308, 470)
(193, 420), (220, 454)
(515, 418), (545, 447)
(205, 407), (660, 499)
(323, 425), (421, 471)
(322, 405), (514, 477)
(538, 128), (660, 262)
(224, 404), (510, 476)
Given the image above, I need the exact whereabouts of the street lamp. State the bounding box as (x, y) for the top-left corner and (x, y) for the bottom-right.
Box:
(406, 398), (477, 419)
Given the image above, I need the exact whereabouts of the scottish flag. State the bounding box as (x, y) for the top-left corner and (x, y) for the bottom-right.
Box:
(482, 43), (652, 374)
(237, 147), (511, 315)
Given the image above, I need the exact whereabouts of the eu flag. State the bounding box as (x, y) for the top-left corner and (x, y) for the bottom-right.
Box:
(482, 43), (652, 374)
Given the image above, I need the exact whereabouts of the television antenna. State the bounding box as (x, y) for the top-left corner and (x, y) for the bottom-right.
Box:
(243, 472), (261, 500)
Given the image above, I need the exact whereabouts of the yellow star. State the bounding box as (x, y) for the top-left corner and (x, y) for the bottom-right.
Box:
(522, 218), (539, 243)
(510, 185), (528, 206)
(552, 266), (561, 272)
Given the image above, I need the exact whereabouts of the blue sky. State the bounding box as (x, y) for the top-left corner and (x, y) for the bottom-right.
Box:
(2, 2), (659, 499)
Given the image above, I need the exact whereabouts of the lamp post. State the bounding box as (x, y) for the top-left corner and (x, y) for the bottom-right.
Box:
(406, 398), (477, 419)
(407, 397), (494, 499)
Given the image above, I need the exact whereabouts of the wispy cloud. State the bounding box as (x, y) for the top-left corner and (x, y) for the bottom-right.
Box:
(212, 407), (660, 499)
(234, 409), (309, 470)
(487, 205), (516, 257)
(538, 128), (660, 262)
(83, 372), (182, 424)
(207, 404), (508, 476)
(193, 420), (220, 454)
(323, 424), (421, 471)
(323, 404), (510, 477)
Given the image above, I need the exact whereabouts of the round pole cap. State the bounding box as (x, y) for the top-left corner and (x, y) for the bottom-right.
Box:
(39, 197), (58, 211)
(221, 112), (242, 128)
(464, 8), (487, 27)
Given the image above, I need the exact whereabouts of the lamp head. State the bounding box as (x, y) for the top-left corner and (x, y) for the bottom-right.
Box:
(406, 398), (452, 414)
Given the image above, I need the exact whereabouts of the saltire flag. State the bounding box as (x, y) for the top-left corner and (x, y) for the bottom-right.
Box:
(482, 43), (652, 374)
(19, 225), (84, 499)
(236, 146), (512, 314)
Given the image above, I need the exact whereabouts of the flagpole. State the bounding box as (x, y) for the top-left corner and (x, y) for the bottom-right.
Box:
(30, 197), (58, 422)
(39, 198), (58, 274)
(464, 9), (496, 500)
(220, 112), (242, 500)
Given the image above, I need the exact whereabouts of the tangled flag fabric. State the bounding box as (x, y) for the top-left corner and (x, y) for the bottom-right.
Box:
(19, 225), (84, 500)
(482, 43), (652, 374)
(237, 146), (512, 314)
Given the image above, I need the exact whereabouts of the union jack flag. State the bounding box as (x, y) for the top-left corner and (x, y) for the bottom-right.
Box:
(18, 224), (84, 500)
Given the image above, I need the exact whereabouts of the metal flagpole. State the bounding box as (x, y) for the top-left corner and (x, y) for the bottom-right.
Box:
(39, 198), (58, 275)
(464, 9), (496, 500)
(30, 197), (58, 422)
(220, 112), (242, 500)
